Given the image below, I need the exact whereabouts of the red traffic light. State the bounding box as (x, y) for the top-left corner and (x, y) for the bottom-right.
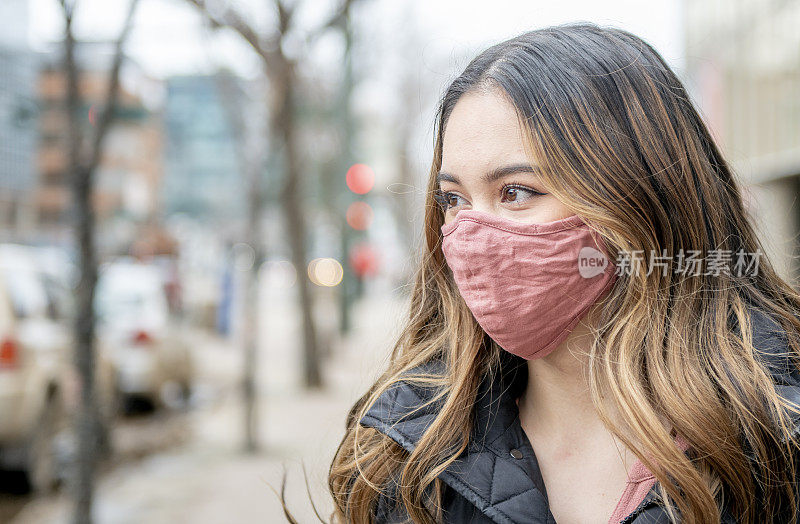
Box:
(346, 201), (373, 230)
(349, 243), (380, 278)
(346, 164), (375, 194)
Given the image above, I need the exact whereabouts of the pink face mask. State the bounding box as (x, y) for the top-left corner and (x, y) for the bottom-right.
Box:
(440, 210), (617, 360)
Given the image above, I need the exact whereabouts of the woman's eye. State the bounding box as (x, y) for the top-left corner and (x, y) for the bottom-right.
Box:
(500, 184), (545, 204)
(434, 189), (468, 210)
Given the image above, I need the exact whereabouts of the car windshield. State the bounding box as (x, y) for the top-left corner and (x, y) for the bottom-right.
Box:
(1, 268), (49, 319)
(95, 265), (169, 328)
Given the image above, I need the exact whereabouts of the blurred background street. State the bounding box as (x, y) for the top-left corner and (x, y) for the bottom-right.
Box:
(0, 0), (798, 522)
(3, 291), (408, 523)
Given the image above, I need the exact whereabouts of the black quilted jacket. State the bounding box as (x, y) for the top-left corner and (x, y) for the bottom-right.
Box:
(359, 306), (800, 523)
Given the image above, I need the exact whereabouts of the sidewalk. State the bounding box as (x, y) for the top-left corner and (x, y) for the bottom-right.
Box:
(10, 290), (410, 523)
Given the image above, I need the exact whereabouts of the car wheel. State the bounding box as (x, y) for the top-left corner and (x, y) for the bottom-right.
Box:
(25, 392), (67, 493)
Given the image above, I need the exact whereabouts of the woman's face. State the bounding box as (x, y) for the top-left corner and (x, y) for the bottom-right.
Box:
(437, 88), (574, 225)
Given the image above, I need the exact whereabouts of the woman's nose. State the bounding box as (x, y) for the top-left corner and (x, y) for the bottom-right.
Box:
(468, 199), (495, 216)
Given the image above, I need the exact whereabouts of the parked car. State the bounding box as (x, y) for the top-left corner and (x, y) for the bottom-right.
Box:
(0, 244), (117, 493)
(37, 249), (119, 441)
(95, 260), (193, 412)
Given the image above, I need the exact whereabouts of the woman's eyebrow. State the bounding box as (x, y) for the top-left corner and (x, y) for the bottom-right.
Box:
(436, 163), (538, 185)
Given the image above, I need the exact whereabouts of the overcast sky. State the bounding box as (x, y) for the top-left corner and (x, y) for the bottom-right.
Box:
(26, 0), (684, 79)
(20, 0), (686, 192)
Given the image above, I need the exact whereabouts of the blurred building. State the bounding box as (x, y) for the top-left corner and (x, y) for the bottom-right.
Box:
(162, 74), (245, 222)
(161, 73), (252, 330)
(684, 0), (800, 282)
(0, 48), (38, 234)
(36, 41), (165, 252)
(0, 0), (37, 236)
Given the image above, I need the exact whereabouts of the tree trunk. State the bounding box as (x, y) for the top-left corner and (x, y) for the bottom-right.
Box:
(182, 0), (363, 390)
(213, 71), (266, 452)
(71, 166), (100, 524)
(60, 1), (139, 521)
(274, 61), (322, 389)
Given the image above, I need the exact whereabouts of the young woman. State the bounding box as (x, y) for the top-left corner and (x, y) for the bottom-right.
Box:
(328, 22), (800, 523)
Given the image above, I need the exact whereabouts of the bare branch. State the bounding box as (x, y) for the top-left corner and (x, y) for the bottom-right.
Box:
(274, 0), (296, 34)
(186, 0), (361, 72)
(60, 0), (83, 170)
(303, 0), (360, 51)
(87, 0), (141, 171)
(59, 0), (76, 20)
(319, 0), (357, 32)
(184, 0), (282, 74)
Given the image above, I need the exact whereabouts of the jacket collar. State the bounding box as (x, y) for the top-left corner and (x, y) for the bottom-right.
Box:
(359, 305), (800, 524)
(360, 352), (555, 523)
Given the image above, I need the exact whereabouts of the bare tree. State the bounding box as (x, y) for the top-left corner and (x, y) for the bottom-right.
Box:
(213, 70), (268, 451)
(386, 8), (431, 274)
(59, 1), (140, 522)
(335, 4), (357, 335)
(186, 0), (359, 389)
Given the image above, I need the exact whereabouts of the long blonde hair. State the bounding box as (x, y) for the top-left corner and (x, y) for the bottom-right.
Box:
(328, 22), (800, 523)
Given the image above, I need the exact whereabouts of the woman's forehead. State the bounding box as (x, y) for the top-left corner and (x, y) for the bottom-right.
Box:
(441, 91), (531, 178)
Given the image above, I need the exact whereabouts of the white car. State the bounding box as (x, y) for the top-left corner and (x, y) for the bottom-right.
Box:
(95, 260), (193, 412)
(0, 244), (117, 493)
